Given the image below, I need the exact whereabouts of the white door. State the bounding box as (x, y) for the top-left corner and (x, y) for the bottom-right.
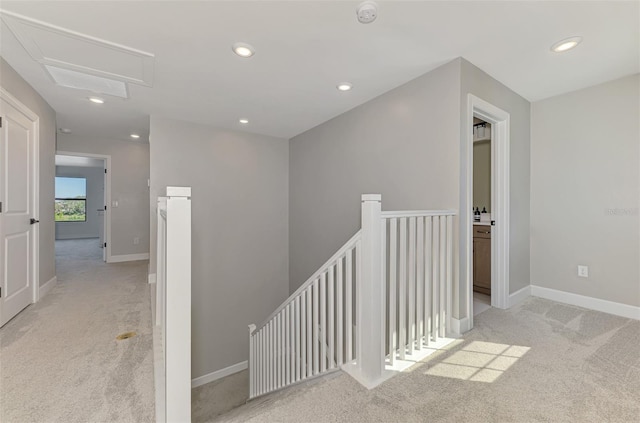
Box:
(0, 96), (37, 327)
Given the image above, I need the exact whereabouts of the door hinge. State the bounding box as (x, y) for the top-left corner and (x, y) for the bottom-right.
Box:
(0, 117), (3, 128)
(0, 286), (2, 297)
(104, 205), (107, 211)
(0, 201), (2, 213)
(104, 169), (107, 174)
(104, 242), (107, 248)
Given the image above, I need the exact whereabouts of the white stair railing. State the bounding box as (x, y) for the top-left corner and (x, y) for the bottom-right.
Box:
(381, 210), (455, 365)
(154, 187), (191, 423)
(248, 231), (361, 398)
(248, 194), (457, 398)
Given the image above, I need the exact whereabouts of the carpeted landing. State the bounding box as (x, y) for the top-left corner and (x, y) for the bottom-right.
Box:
(203, 297), (639, 423)
(0, 239), (154, 422)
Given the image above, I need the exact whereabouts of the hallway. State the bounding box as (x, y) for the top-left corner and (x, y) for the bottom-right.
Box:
(0, 239), (154, 422)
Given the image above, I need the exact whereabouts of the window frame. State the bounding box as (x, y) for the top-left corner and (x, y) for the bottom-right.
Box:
(54, 177), (88, 223)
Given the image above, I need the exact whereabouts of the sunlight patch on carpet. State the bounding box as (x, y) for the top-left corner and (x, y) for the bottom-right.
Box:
(425, 341), (530, 383)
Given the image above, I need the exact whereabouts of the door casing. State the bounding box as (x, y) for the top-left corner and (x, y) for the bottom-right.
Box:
(462, 94), (511, 330)
(56, 150), (111, 262)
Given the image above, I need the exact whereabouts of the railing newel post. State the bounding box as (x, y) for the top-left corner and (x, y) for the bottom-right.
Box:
(357, 194), (385, 386)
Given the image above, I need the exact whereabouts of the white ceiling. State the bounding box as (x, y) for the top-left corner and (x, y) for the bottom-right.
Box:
(1, 1), (638, 141)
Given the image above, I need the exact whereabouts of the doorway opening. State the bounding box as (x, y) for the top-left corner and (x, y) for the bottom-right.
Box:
(54, 152), (111, 263)
(462, 94), (510, 330)
(472, 117), (492, 316)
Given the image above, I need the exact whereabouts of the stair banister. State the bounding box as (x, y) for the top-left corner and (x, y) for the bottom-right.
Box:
(247, 194), (457, 398)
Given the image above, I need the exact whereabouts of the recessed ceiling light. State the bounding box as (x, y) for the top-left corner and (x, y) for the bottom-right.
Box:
(89, 96), (104, 104)
(239, 118), (249, 124)
(337, 83), (353, 92)
(233, 42), (255, 58)
(551, 36), (582, 53)
(130, 133), (140, 139)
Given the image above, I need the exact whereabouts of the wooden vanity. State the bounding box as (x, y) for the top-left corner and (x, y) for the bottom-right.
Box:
(473, 224), (491, 295)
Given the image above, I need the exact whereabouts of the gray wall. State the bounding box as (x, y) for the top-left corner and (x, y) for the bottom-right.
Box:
(460, 58), (531, 300)
(55, 165), (104, 240)
(57, 134), (150, 257)
(1, 58), (56, 287)
(149, 117), (289, 378)
(289, 59), (461, 295)
(531, 74), (639, 307)
(473, 140), (491, 213)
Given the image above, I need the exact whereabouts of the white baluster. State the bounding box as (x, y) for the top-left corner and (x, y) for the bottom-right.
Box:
(285, 306), (290, 385)
(416, 217), (424, 350)
(320, 272), (327, 373)
(439, 216), (446, 338)
(336, 257), (344, 365)
(295, 296), (300, 382)
(408, 216), (416, 355)
(328, 265), (335, 370)
(302, 292), (308, 379)
(248, 325), (255, 397)
(313, 279), (319, 375)
(446, 215), (453, 335)
(399, 217), (407, 360)
(432, 216), (440, 342)
(346, 249), (353, 361)
(425, 216), (432, 346)
(389, 218), (397, 365)
(306, 286), (312, 377)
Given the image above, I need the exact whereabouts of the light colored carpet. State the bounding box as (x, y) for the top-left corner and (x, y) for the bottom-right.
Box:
(0, 239), (155, 422)
(193, 370), (250, 422)
(473, 291), (491, 316)
(206, 297), (639, 423)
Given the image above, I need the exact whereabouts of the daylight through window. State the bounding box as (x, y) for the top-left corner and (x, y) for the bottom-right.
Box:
(55, 177), (87, 222)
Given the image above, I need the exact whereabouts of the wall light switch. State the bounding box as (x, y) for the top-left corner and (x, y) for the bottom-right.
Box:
(578, 265), (589, 278)
(112, 200), (119, 208)
(133, 237), (140, 245)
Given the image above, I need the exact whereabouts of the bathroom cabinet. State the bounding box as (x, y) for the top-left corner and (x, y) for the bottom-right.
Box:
(473, 225), (491, 295)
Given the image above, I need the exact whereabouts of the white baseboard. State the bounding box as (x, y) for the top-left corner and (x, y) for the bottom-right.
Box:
(450, 317), (470, 335)
(191, 361), (248, 388)
(508, 285), (531, 308)
(108, 253), (150, 263)
(38, 276), (57, 301)
(531, 285), (640, 321)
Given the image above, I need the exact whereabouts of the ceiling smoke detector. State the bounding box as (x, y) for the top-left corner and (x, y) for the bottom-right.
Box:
(356, 1), (378, 24)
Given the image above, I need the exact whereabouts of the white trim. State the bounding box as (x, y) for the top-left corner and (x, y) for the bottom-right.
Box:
(37, 276), (57, 301)
(463, 94), (511, 331)
(56, 151), (111, 262)
(191, 361), (248, 388)
(508, 285), (531, 308)
(449, 317), (470, 335)
(0, 88), (40, 310)
(152, 324), (166, 423)
(381, 210), (457, 218)
(108, 253), (149, 263)
(148, 272), (156, 284)
(531, 285), (640, 321)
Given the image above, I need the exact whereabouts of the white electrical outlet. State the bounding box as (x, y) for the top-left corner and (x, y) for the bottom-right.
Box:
(133, 237), (140, 245)
(578, 265), (589, 278)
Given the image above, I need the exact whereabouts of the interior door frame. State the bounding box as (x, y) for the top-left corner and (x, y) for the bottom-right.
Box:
(56, 150), (111, 262)
(462, 94), (510, 330)
(0, 87), (40, 305)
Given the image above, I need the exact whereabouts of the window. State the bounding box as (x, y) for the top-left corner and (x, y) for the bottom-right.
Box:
(55, 177), (87, 222)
